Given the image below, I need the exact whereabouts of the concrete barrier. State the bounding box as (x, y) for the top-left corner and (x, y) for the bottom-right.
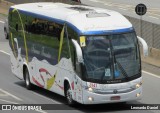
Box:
(125, 16), (160, 50)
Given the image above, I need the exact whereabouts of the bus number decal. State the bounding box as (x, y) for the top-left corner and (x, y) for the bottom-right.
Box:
(89, 83), (97, 88)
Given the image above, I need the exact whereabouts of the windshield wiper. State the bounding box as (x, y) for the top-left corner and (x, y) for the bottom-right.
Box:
(108, 36), (129, 79)
(113, 52), (128, 79)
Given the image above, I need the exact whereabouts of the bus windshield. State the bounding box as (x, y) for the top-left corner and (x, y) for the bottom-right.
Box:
(81, 32), (141, 84)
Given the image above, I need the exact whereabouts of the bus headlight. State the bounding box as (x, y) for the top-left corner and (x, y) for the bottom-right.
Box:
(136, 83), (141, 89)
(88, 87), (93, 92)
(136, 93), (141, 97)
(137, 82), (142, 88)
(84, 86), (94, 92)
(88, 97), (94, 101)
(131, 82), (142, 89)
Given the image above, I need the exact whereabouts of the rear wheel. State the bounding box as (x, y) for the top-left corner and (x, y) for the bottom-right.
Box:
(65, 83), (75, 105)
(24, 68), (33, 90)
(4, 28), (8, 39)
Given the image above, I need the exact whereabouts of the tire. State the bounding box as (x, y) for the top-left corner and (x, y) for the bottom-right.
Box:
(65, 83), (75, 105)
(117, 102), (127, 105)
(24, 68), (33, 90)
(120, 102), (127, 104)
(4, 28), (8, 39)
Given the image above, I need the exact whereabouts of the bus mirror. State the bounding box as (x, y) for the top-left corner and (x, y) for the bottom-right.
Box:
(14, 38), (19, 51)
(14, 38), (18, 44)
(16, 24), (18, 31)
(137, 36), (148, 57)
(76, 62), (82, 76)
(71, 39), (84, 63)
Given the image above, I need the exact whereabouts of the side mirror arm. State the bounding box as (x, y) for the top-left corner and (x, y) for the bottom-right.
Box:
(71, 39), (84, 63)
(137, 36), (148, 57)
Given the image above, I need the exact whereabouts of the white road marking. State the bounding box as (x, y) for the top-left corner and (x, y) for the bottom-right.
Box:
(104, 3), (113, 6)
(0, 99), (19, 104)
(142, 70), (160, 79)
(0, 94), (8, 96)
(0, 89), (22, 101)
(148, 16), (159, 19)
(0, 50), (10, 55)
(123, 5), (132, 7)
(0, 20), (4, 23)
(148, 12), (160, 17)
(35, 110), (47, 113)
(88, 0), (99, 3)
(118, 8), (127, 11)
(32, 92), (61, 104)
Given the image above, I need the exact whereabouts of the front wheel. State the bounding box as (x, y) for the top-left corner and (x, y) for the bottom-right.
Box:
(65, 84), (75, 105)
(24, 68), (33, 90)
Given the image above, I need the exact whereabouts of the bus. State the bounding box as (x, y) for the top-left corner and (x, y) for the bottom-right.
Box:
(8, 2), (148, 105)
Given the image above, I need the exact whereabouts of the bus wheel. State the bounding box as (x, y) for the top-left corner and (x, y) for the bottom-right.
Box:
(24, 68), (32, 90)
(4, 28), (8, 39)
(65, 84), (74, 105)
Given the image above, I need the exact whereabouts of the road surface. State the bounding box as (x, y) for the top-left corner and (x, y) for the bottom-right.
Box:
(81, 0), (160, 24)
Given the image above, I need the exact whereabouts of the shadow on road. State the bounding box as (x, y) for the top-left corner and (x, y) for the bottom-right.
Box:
(14, 81), (147, 112)
(15, 81), (67, 104)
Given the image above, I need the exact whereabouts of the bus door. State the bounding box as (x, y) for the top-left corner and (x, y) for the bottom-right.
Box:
(74, 74), (83, 103)
(10, 37), (19, 77)
(10, 37), (23, 79)
(28, 55), (37, 84)
(72, 48), (83, 103)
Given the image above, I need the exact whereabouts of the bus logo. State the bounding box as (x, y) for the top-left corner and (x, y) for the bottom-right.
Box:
(113, 89), (118, 94)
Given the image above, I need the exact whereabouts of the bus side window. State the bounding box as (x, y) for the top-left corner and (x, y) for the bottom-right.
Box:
(16, 24), (18, 31)
(9, 11), (12, 21)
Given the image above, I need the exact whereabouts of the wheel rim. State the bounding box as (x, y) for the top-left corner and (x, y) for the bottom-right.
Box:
(66, 87), (72, 103)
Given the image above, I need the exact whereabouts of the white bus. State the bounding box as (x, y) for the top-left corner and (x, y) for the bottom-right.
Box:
(8, 2), (148, 105)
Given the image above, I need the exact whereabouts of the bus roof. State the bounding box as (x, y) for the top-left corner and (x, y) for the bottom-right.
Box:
(10, 2), (133, 35)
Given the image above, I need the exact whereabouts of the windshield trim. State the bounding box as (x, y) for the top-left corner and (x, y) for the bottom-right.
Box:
(79, 27), (134, 36)
(80, 31), (142, 84)
(79, 29), (135, 37)
(83, 72), (141, 84)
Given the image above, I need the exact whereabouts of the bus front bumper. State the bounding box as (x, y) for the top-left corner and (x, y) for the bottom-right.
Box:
(82, 87), (142, 104)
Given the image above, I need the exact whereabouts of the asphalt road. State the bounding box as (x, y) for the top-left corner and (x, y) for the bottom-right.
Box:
(81, 0), (160, 24)
(0, 16), (160, 113)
